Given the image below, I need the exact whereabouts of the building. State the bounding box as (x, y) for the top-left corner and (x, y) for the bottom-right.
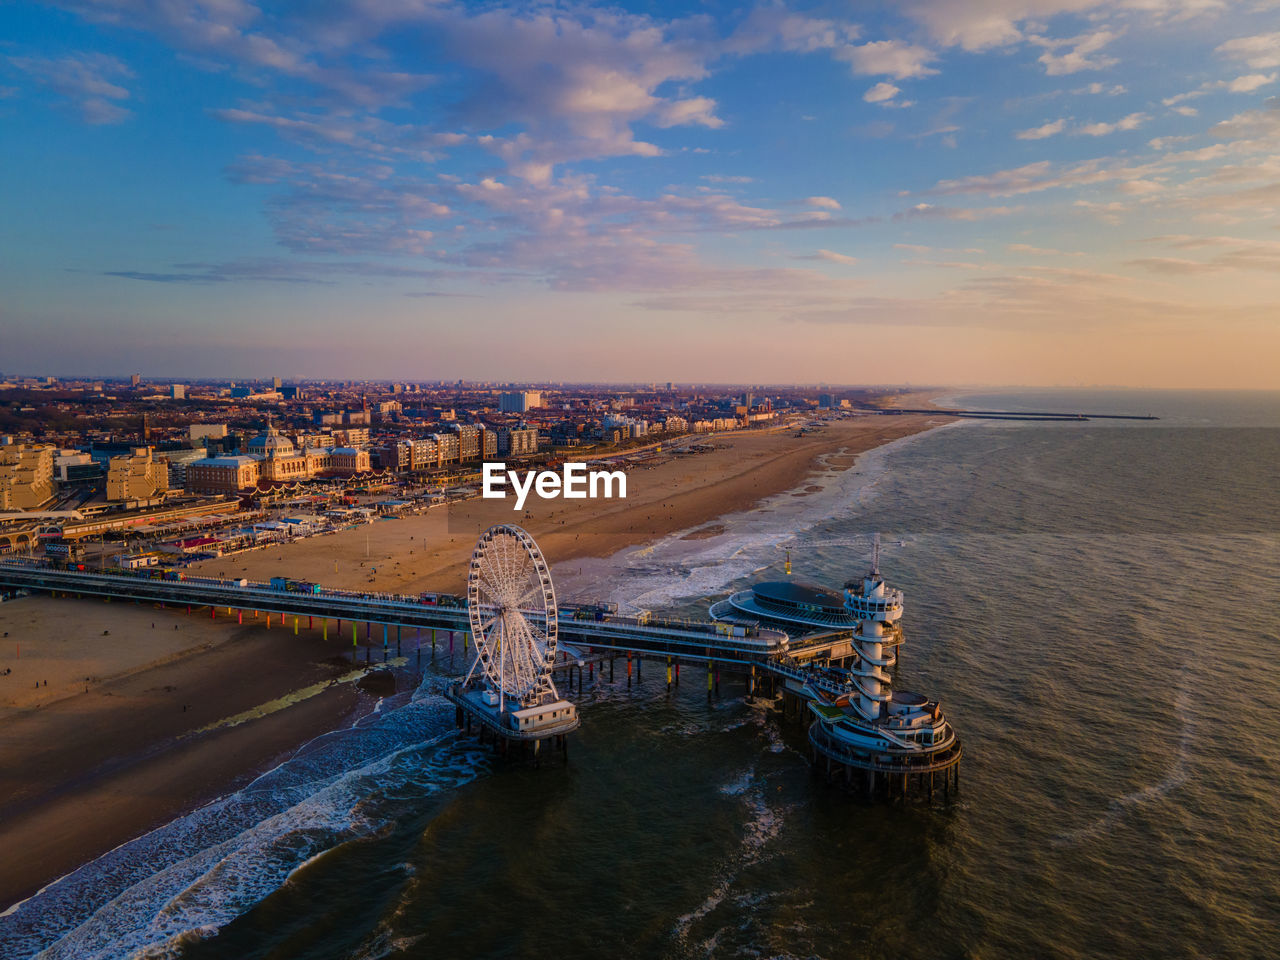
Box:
(451, 423), (481, 461)
(54, 450), (102, 484)
(0, 443), (56, 509)
(187, 455), (260, 494)
(431, 432), (460, 466)
(330, 447), (371, 474)
(818, 393), (836, 409)
(186, 423), (370, 493)
(106, 447), (171, 503)
(130, 374), (141, 387)
(171, 384), (186, 400)
(189, 423), (229, 443)
(499, 391), (541, 413)
(498, 426), (539, 457)
(332, 427), (369, 447)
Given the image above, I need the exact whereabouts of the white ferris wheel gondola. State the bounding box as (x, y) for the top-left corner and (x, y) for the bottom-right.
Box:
(464, 523), (560, 711)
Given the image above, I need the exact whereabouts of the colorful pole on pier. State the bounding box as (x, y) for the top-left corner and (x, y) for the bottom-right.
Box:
(294, 617), (299, 635)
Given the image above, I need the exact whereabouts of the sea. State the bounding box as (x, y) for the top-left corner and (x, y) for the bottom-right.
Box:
(1, 388), (1277, 960)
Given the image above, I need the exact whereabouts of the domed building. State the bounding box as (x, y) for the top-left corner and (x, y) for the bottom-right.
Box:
(247, 424), (297, 458)
(186, 422), (370, 493)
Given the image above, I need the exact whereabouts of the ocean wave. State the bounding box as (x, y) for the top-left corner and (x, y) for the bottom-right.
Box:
(0, 684), (485, 960)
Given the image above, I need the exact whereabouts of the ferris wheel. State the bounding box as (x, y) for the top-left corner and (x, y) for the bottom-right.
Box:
(464, 524), (560, 709)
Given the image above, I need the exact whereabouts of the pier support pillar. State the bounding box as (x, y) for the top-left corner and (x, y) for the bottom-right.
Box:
(626, 652), (632, 688)
(707, 663), (713, 699)
(323, 620), (328, 641)
(666, 656), (672, 692)
(238, 610), (242, 625)
(294, 617), (299, 635)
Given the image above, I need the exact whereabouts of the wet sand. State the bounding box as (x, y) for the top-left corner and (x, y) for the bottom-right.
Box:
(0, 597), (375, 910)
(0, 411), (950, 911)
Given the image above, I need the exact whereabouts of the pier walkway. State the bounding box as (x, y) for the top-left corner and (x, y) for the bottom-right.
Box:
(0, 561), (852, 669)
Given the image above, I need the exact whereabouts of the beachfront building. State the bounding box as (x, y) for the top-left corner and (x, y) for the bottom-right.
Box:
(498, 426), (539, 457)
(185, 423), (370, 494)
(106, 447), (170, 504)
(0, 443), (56, 510)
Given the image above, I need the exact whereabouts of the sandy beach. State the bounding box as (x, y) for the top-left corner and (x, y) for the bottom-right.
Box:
(0, 411), (949, 910)
(186, 414), (947, 595)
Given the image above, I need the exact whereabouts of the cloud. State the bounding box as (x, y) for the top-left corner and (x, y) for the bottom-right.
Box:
(1226, 73), (1277, 93)
(794, 249), (858, 264)
(6, 51), (133, 124)
(864, 81), (901, 103)
(838, 40), (939, 79)
(806, 196), (842, 210)
(929, 154), (1164, 197)
(1007, 242), (1083, 256)
(1030, 28), (1123, 76)
(701, 175), (754, 183)
(1123, 256), (1219, 273)
(1016, 118), (1068, 139)
(1118, 179), (1165, 195)
(1216, 32), (1280, 70)
(1078, 112), (1147, 135)
(1171, 105), (1198, 117)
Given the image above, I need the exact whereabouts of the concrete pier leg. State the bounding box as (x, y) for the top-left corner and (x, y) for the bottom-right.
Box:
(324, 620), (328, 641)
(636, 657), (641, 682)
(707, 663), (713, 698)
(666, 657), (672, 692)
(294, 617), (298, 635)
(353, 622), (357, 647)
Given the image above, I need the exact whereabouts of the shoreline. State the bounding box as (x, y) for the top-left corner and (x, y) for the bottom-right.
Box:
(0, 409), (953, 915)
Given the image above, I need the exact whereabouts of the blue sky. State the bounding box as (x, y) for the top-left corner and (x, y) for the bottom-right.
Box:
(3, 0), (1279, 386)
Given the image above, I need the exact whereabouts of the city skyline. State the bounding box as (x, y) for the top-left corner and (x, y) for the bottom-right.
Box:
(4, 0), (1280, 387)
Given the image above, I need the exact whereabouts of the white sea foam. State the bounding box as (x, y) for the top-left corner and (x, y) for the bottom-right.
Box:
(0, 684), (485, 960)
(554, 426), (946, 612)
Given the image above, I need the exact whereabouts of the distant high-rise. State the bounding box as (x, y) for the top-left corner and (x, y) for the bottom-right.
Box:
(272, 376), (282, 389)
(499, 391), (541, 413)
(171, 384), (186, 400)
(130, 374), (140, 387)
(818, 393), (835, 408)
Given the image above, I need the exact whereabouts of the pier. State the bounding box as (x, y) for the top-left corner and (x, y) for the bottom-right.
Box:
(0, 524), (961, 801)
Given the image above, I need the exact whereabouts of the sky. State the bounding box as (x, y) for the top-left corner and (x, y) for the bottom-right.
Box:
(2, 0), (1280, 387)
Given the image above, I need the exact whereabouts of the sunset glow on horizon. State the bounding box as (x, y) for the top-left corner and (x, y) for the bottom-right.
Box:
(3, 0), (1280, 387)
